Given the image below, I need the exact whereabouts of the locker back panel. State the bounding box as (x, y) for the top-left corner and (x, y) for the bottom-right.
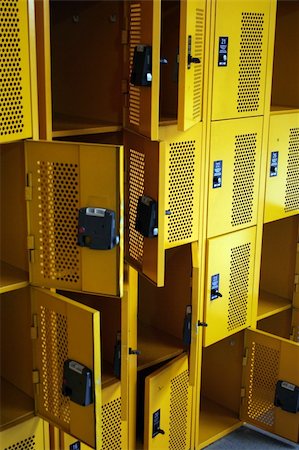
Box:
(204, 228), (256, 346)
(0, 417), (45, 450)
(0, 0), (32, 143)
(264, 112), (299, 223)
(211, 0), (270, 120)
(101, 382), (122, 450)
(207, 117), (262, 238)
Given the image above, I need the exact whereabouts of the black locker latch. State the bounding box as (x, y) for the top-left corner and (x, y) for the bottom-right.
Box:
(62, 359), (93, 406)
(183, 305), (192, 346)
(274, 380), (299, 413)
(113, 331), (121, 379)
(135, 195), (158, 238)
(130, 45), (152, 86)
(188, 35), (200, 68)
(78, 207), (119, 250)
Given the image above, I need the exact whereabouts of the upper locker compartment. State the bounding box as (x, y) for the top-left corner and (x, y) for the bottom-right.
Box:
(0, 0), (36, 143)
(126, 0), (206, 140)
(26, 140), (123, 297)
(124, 125), (201, 286)
(211, 0), (271, 121)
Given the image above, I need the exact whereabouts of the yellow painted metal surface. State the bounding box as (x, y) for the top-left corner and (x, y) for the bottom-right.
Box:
(242, 329), (299, 442)
(291, 309), (299, 343)
(31, 287), (102, 449)
(0, 0), (33, 143)
(211, 0), (271, 120)
(204, 227), (256, 346)
(207, 117), (263, 238)
(0, 416), (45, 449)
(264, 112), (299, 223)
(178, 0), (206, 131)
(62, 432), (93, 450)
(25, 140), (123, 297)
(144, 354), (192, 450)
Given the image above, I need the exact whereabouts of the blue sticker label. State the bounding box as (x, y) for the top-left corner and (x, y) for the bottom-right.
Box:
(211, 274), (220, 300)
(152, 409), (161, 437)
(218, 37), (228, 66)
(70, 442), (80, 450)
(270, 151), (279, 177)
(213, 160), (223, 188)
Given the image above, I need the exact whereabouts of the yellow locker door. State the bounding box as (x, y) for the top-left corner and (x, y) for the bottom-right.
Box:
(211, 0), (271, 121)
(0, 0), (34, 143)
(127, 0), (161, 141)
(241, 329), (299, 443)
(144, 354), (192, 450)
(178, 0), (206, 131)
(31, 287), (102, 449)
(291, 309), (299, 343)
(0, 417), (46, 450)
(264, 112), (299, 223)
(25, 140), (123, 297)
(204, 227), (256, 346)
(207, 117), (263, 238)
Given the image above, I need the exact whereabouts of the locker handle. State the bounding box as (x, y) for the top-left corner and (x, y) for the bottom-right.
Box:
(187, 35), (201, 68)
(211, 288), (222, 299)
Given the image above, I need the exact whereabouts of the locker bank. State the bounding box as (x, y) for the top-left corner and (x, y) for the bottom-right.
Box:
(0, 0), (298, 449)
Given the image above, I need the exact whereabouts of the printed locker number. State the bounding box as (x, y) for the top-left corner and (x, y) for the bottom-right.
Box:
(270, 151), (279, 177)
(152, 409), (165, 437)
(70, 443), (81, 450)
(213, 160), (223, 188)
(218, 37), (228, 66)
(211, 274), (222, 300)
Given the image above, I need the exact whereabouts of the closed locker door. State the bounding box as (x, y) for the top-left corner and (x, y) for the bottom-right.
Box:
(144, 354), (191, 450)
(0, 417), (46, 450)
(204, 227), (256, 346)
(31, 287), (102, 449)
(241, 329), (299, 443)
(207, 117), (263, 238)
(211, 0), (271, 121)
(26, 140), (123, 297)
(264, 112), (299, 223)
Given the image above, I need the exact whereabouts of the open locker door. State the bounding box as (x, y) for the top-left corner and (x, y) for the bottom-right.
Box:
(31, 287), (102, 449)
(144, 354), (191, 450)
(127, 0), (161, 141)
(26, 140), (123, 297)
(178, 0), (206, 131)
(241, 329), (299, 443)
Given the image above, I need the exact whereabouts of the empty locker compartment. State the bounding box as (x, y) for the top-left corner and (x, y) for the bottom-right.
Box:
(257, 309), (299, 343)
(258, 216), (299, 320)
(264, 111), (299, 223)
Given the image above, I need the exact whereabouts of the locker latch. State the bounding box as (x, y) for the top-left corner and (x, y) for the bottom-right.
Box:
(113, 331), (121, 379)
(129, 347), (141, 355)
(270, 151), (279, 177)
(183, 305), (192, 346)
(274, 380), (299, 413)
(78, 207), (119, 250)
(135, 195), (158, 238)
(211, 274), (222, 300)
(62, 359), (93, 406)
(152, 409), (165, 437)
(130, 45), (152, 86)
(188, 35), (200, 69)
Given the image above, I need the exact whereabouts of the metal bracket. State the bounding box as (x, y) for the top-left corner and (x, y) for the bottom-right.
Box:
(129, 348), (141, 355)
(197, 321), (208, 327)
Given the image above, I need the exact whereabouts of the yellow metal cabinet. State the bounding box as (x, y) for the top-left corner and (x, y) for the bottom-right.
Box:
(207, 117), (263, 238)
(125, 124), (201, 286)
(264, 112), (299, 223)
(144, 354), (192, 450)
(0, 0), (37, 143)
(211, 0), (272, 121)
(204, 227), (256, 346)
(25, 140), (123, 297)
(0, 417), (48, 450)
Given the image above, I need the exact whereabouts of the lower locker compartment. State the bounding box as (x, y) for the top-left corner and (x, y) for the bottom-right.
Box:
(257, 309), (297, 341)
(0, 416), (48, 450)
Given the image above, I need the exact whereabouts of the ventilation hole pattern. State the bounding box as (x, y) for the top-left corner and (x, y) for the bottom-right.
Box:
(193, 9), (204, 121)
(128, 149), (144, 263)
(247, 341), (280, 427)
(102, 397), (122, 450)
(167, 141), (195, 242)
(169, 369), (189, 450)
(231, 133), (257, 226)
(227, 242), (251, 331)
(4, 436), (36, 450)
(0, 0), (25, 137)
(37, 161), (80, 285)
(237, 12), (264, 113)
(129, 2), (141, 126)
(284, 127), (299, 212)
(40, 305), (70, 424)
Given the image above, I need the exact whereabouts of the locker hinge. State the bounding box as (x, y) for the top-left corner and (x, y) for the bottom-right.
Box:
(242, 348), (248, 366)
(121, 29), (128, 45)
(25, 173), (33, 201)
(240, 387), (246, 398)
(31, 314), (38, 340)
(32, 370), (40, 385)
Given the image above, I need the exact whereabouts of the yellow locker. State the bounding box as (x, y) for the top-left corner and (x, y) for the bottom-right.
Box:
(25, 140), (123, 297)
(204, 227), (256, 346)
(211, 0), (271, 121)
(125, 124), (201, 286)
(0, 417), (47, 450)
(291, 309), (299, 343)
(207, 117), (263, 238)
(264, 112), (299, 223)
(0, 0), (36, 143)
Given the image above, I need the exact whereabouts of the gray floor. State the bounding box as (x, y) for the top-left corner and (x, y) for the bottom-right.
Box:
(204, 425), (299, 449)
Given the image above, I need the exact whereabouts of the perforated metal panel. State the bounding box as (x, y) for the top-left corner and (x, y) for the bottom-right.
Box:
(285, 127), (299, 212)
(169, 370), (189, 450)
(167, 140), (196, 243)
(0, 0), (32, 142)
(1, 418), (45, 450)
(129, 2), (141, 127)
(3, 435), (36, 450)
(192, 9), (204, 122)
(102, 397), (122, 450)
(237, 12), (264, 113)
